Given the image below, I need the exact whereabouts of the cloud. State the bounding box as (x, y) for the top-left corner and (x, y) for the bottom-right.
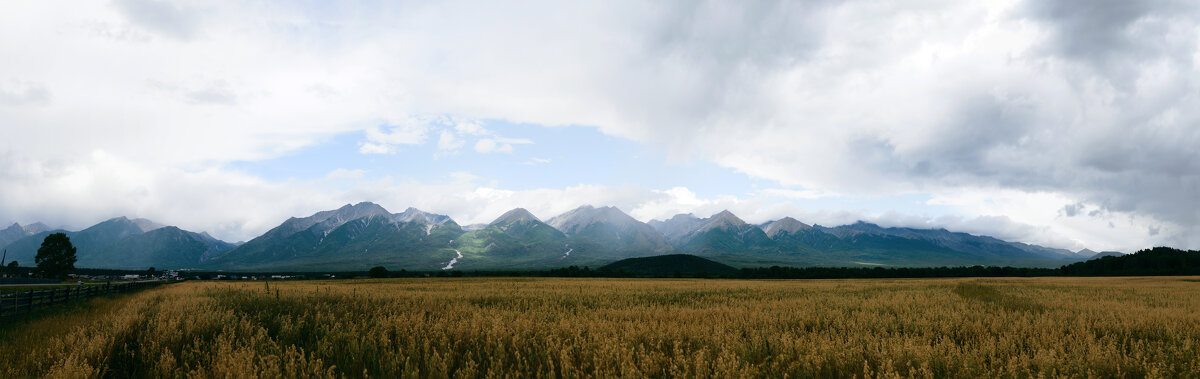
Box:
(1061, 202), (1084, 217)
(359, 121), (431, 154)
(325, 168), (366, 180)
(522, 157), (551, 166)
(357, 143), (393, 155)
(112, 0), (202, 41)
(146, 79), (239, 105)
(435, 129), (465, 157)
(473, 139), (509, 154)
(0, 148), (1176, 252)
(759, 188), (842, 200)
(473, 136), (531, 154)
(1, 1), (1197, 250)
(0, 80), (51, 106)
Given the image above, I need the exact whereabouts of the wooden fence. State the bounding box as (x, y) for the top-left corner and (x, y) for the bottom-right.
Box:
(0, 281), (168, 317)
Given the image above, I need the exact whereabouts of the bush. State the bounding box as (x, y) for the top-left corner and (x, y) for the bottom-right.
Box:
(368, 266), (389, 278)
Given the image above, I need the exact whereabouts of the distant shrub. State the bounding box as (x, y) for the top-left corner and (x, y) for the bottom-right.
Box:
(368, 266), (389, 278)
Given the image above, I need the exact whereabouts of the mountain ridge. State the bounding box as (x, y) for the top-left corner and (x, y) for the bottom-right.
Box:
(3, 204), (1105, 271)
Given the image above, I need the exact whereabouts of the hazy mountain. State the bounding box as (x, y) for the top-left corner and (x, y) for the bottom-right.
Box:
(1, 222), (53, 249)
(672, 210), (776, 257)
(1, 203), (1101, 271)
(91, 226), (237, 269)
(393, 207), (452, 227)
(826, 222), (1081, 265)
(4, 217), (149, 265)
(648, 214), (704, 244)
(209, 202), (391, 264)
(764, 218), (852, 262)
(2, 217), (233, 269)
(546, 205), (674, 260)
(761, 217), (811, 238)
(1089, 250), (1125, 259)
(451, 208), (572, 270)
(207, 202), (462, 271)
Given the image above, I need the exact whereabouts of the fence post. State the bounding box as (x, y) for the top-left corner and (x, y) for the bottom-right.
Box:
(26, 290), (33, 312)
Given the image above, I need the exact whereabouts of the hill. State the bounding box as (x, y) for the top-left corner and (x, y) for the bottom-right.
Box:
(1061, 247), (1200, 276)
(599, 254), (739, 277)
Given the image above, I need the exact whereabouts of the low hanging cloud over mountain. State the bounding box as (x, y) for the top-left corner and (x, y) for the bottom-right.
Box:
(0, 0), (1196, 251)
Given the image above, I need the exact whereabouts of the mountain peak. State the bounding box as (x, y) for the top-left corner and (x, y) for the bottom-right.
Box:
(99, 216), (163, 231)
(331, 202), (391, 218)
(492, 208), (540, 225)
(546, 205), (638, 233)
(393, 207), (452, 225)
(23, 222), (51, 234)
(131, 218), (165, 232)
(688, 210), (750, 235)
(763, 217), (811, 238)
(649, 213), (705, 242)
(847, 221), (886, 232)
(707, 210), (746, 226)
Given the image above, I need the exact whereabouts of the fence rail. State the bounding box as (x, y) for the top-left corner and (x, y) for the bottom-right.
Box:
(0, 281), (168, 317)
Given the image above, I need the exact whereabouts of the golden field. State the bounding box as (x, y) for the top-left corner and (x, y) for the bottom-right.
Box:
(1, 277), (1198, 378)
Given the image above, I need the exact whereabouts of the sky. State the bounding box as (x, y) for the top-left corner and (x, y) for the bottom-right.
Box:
(1, 0), (1197, 252)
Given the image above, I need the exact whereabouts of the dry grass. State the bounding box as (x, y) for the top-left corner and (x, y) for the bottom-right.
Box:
(2, 277), (1198, 378)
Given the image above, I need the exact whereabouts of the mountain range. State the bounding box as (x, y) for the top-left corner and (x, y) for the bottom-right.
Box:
(0, 202), (1120, 271)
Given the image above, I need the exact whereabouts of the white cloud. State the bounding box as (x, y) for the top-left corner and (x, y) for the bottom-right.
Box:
(325, 168), (366, 180)
(435, 129), (464, 156)
(454, 120), (487, 136)
(112, 0), (202, 41)
(759, 188), (842, 200)
(0, 147), (1172, 251)
(360, 120), (431, 154)
(0, 79), (51, 106)
(0, 1), (1196, 250)
(473, 139), (512, 154)
(522, 157), (551, 166)
(0, 150), (338, 242)
(357, 142), (393, 155)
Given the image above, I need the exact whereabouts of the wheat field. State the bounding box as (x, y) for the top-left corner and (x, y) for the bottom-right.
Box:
(2, 277), (1198, 378)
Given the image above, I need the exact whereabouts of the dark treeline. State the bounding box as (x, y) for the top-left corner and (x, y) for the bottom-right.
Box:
(464, 247), (1200, 279)
(735, 265), (1057, 279)
(1060, 247), (1200, 276)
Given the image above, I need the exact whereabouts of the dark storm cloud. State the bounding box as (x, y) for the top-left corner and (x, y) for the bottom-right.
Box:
(1024, 0), (1157, 60)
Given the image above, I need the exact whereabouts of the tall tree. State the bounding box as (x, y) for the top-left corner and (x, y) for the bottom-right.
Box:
(36, 233), (77, 279)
